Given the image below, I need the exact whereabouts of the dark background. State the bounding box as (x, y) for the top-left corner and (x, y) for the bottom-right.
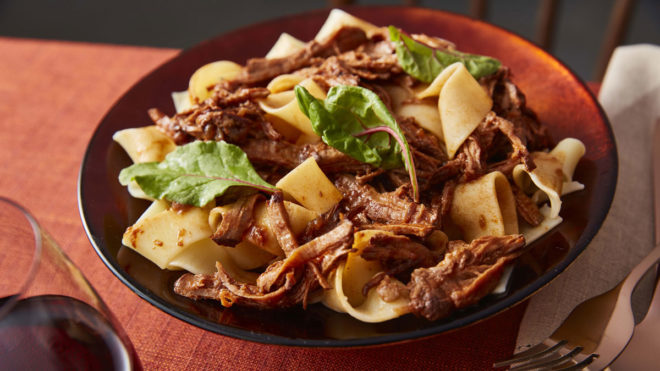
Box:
(0, 0), (658, 81)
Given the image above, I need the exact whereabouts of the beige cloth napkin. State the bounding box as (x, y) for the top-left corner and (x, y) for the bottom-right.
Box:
(516, 44), (660, 349)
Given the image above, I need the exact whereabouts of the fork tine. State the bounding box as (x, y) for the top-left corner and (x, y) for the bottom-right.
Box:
(493, 342), (562, 368)
(493, 340), (568, 368)
(509, 346), (583, 371)
(554, 354), (598, 370)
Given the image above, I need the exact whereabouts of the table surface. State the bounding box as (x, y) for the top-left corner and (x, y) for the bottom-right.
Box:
(0, 36), (529, 370)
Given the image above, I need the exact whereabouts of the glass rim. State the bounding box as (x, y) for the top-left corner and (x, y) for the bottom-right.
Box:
(0, 196), (43, 320)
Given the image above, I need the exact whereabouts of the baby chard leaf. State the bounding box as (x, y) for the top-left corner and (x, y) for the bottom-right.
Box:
(295, 84), (419, 201)
(119, 140), (277, 207)
(388, 25), (501, 82)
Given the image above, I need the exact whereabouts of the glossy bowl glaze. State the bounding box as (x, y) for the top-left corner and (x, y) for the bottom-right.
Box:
(78, 6), (617, 347)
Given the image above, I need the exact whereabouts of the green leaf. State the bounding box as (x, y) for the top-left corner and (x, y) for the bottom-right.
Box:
(295, 84), (419, 201)
(388, 25), (501, 82)
(119, 141), (277, 207)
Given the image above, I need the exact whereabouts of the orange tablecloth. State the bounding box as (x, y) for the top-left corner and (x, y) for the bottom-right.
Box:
(0, 37), (526, 370)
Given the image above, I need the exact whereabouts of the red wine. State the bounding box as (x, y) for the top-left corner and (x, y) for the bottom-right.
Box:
(0, 295), (139, 370)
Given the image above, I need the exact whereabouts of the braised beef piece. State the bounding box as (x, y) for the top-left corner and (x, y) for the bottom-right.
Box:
(257, 219), (354, 292)
(298, 205), (342, 244)
(407, 234), (526, 321)
(174, 262), (309, 309)
(296, 57), (361, 91)
(362, 234), (439, 271)
(175, 214), (353, 309)
(211, 194), (263, 247)
(149, 101), (268, 145)
(512, 186), (544, 226)
(376, 275), (410, 302)
(459, 135), (485, 181)
(242, 139), (302, 170)
(300, 142), (373, 174)
(335, 174), (439, 227)
(483, 112), (535, 172)
(208, 85), (270, 108)
(428, 156), (464, 186)
(486, 68), (552, 151)
(260, 193), (352, 294)
(438, 179), (457, 220)
(234, 27), (369, 86)
(242, 139), (371, 174)
(289, 36), (400, 91)
(266, 192), (299, 255)
(335, 47), (400, 81)
(398, 117), (447, 162)
(360, 233), (440, 295)
(449, 111), (535, 183)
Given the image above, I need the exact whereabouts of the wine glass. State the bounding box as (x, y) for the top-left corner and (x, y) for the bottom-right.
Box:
(0, 196), (140, 370)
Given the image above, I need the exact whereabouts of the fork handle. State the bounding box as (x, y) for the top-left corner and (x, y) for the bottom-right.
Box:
(609, 263), (660, 369)
(590, 244), (660, 370)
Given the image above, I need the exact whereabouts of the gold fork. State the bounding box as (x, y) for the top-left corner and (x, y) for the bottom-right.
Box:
(493, 244), (660, 370)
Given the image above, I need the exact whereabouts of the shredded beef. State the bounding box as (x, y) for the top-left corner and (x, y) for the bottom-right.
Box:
(242, 139), (371, 174)
(483, 112), (535, 172)
(257, 219), (353, 292)
(459, 135), (485, 181)
(266, 192), (299, 255)
(407, 235), (526, 321)
(211, 194), (263, 247)
(398, 117), (447, 162)
(360, 233), (440, 294)
(335, 175), (439, 227)
(234, 27), (369, 86)
(488, 68), (552, 151)
(298, 205), (342, 244)
(149, 101), (268, 145)
(512, 186), (544, 226)
(293, 38), (400, 91)
(296, 57), (361, 91)
(174, 262), (307, 309)
(242, 139), (302, 169)
(376, 275), (409, 302)
(208, 85), (271, 107)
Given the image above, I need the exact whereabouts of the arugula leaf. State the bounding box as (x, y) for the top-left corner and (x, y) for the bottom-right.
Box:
(119, 141), (277, 207)
(388, 25), (501, 82)
(295, 84), (419, 201)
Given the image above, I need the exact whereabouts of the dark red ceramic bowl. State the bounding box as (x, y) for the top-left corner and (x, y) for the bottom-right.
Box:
(78, 6), (617, 347)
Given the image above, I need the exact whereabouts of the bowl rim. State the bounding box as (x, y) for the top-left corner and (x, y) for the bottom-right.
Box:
(77, 5), (618, 347)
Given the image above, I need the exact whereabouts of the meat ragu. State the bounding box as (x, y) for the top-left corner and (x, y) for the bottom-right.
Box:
(117, 10), (585, 324)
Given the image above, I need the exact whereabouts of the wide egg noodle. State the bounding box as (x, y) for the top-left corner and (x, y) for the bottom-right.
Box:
(266, 74), (306, 94)
(513, 152), (563, 219)
(386, 85), (445, 141)
(113, 125), (176, 164)
(322, 230), (410, 323)
(416, 62), (492, 158)
(188, 60), (243, 103)
(167, 238), (259, 283)
(513, 138), (586, 220)
(258, 78), (325, 137)
(265, 33), (306, 59)
(450, 171), (518, 242)
(113, 125), (177, 200)
(275, 157), (344, 215)
(314, 8), (382, 43)
(171, 90), (193, 113)
(121, 203), (214, 270)
(550, 138), (586, 183)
